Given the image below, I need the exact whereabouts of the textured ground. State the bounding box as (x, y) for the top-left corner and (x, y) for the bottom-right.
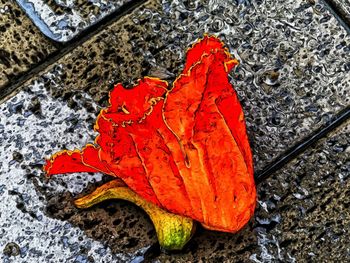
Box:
(4, 0), (349, 172)
(0, 0), (349, 262)
(0, 0), (56, 88)
(15, 0), (133, 42)
(327, 0), (350, 24)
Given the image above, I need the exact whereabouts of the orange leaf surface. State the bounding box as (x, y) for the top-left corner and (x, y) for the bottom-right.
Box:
(44, 35), (256, 233)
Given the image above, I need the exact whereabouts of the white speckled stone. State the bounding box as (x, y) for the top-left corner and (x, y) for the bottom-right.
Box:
(327, 0), (350, 24)
(15, 0), (133, 42)
(0, 67), (148, 262)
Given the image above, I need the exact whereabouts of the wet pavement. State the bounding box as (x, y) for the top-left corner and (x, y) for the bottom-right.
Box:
(0, 0), (349, 262)
(15, 0), (134, 42)
(0, 0), (56, 88)
(327, 0), (350, 24)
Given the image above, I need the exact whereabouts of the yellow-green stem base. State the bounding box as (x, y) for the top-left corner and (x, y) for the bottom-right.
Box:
(74, 180), (195, 250)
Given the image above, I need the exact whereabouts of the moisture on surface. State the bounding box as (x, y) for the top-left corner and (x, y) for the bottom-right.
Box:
(38, 0), (350, 172)
(0, 72), (152, 262)
(0, 0), (56, 89)
(327, 0), (350, 24)
(1, 67), (348, 262)
(0, 0), (350, 262)
(15, 0), (134, 42)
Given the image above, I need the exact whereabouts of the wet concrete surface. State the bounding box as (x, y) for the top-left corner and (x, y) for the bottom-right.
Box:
(0, 75), (348, 261)
(0, 0), (350, 262)
(15, 0), (135, 42)
(327, 0), (350, 24)
(0, 0), (56, 89)
(0, 77), (151, 262)
(29, 0), (350, 172)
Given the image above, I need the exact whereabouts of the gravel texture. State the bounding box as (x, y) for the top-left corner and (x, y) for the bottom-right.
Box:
(1, 70), (348, 261)
(35, 0), (350, 172)
(15, 0), (134, 42)
(1, 0), (349, 262)
(327, 0), (350, 25)
(0, 69), (151, 262)
(0, 0), (56, 88)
